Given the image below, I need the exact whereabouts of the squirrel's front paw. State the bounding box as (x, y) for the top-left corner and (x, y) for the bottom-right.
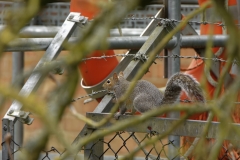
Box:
(114, 112), (121, 120)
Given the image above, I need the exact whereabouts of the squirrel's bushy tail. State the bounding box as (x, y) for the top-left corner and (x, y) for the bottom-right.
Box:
(161, 73), (205, 105)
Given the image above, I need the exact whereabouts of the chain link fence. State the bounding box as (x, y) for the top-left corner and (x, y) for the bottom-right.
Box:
(4, 129), (240, 159)
(83, 132), (171, 160)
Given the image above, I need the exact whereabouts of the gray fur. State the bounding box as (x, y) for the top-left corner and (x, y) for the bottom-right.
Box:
(103, 72), (205, 119)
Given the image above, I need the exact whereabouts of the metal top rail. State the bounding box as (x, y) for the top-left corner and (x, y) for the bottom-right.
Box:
(86, 112), (240, 147)
(0, 26), (144, 38)
(5, 35), (228, 52)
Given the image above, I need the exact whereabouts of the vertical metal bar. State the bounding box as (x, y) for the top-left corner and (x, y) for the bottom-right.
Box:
(10, 2), (24, 159)
(168, 0), (181, 75)
(163, 0), (169, 78)
(12, 53), (24, 87)
(2, 119), (14, 160)
(167, 0), (181, 159)
(12, 52), (24, 159)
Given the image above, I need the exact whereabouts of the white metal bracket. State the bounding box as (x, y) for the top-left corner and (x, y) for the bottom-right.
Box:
(67, 13), (88, 26)
(7, 110), (34, 125)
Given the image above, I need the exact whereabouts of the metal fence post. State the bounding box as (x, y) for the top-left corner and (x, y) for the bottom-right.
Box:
(2, 119), (14, 160)
(163, 0), (169, 79)
(12, 52), (24, 159)
(167, 0), (181, 159)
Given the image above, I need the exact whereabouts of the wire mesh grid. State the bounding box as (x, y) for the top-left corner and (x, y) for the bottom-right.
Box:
(3, 131), (240, 160)
(82, 131), (173, 160)
(1, 133), (62, 160)
(121, 4), (200, 29)
(0, 2), (200, 29)
(1, 137), (62, 160)
(3, 132), (171, 159)
(78, 132), (240, 160)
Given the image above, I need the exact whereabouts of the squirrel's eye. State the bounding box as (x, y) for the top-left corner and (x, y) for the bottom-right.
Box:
(107, 79), (111, 84)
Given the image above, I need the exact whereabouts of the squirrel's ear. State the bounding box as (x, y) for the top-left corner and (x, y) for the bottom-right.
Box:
(113, 73), (118, 81)
(119, 71), (124, 77)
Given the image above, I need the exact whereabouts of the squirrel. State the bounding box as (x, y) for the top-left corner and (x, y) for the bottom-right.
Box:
(103, 71), (205, 119)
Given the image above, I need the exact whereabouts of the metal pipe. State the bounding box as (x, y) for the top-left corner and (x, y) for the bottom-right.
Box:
(168, 1), (181, 73)
(167, 0), (181, 159)
(0, 26), (144, 37)
(180, 35), (227, 48)
(110, 28), (144, 37)
(15, 26), (60, 38)
(163, 0), (169, 78)
(11, 2), (24, 160)
(4, 35), (228, 52)
(12, 52), (24, 158)
(107, 36), (173, 50)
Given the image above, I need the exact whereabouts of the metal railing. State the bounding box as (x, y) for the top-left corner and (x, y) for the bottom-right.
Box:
(3, 35), (228, 52)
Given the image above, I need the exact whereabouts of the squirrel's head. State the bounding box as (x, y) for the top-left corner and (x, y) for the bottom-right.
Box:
(102, 71), (124, 91)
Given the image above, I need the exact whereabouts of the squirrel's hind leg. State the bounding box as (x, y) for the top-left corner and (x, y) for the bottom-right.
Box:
(114, 106), (136, 119)
(125, 108), (137, 115)
(133, 95), (155, 113)
(114, 106), (127, 120)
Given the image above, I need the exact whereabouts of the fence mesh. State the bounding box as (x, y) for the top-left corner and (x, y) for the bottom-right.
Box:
(3, 123), (240, 159)
(82, 131), (173, 160)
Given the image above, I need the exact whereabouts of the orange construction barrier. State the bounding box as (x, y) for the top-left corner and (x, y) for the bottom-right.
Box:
(181, 0), (240, 159)
(70, 0), (119, 101)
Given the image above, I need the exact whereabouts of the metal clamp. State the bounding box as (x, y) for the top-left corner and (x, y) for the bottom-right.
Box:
(7, 110), (34, 125)
(68, 13), (88, 26)
(133, 52), (148, 63)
